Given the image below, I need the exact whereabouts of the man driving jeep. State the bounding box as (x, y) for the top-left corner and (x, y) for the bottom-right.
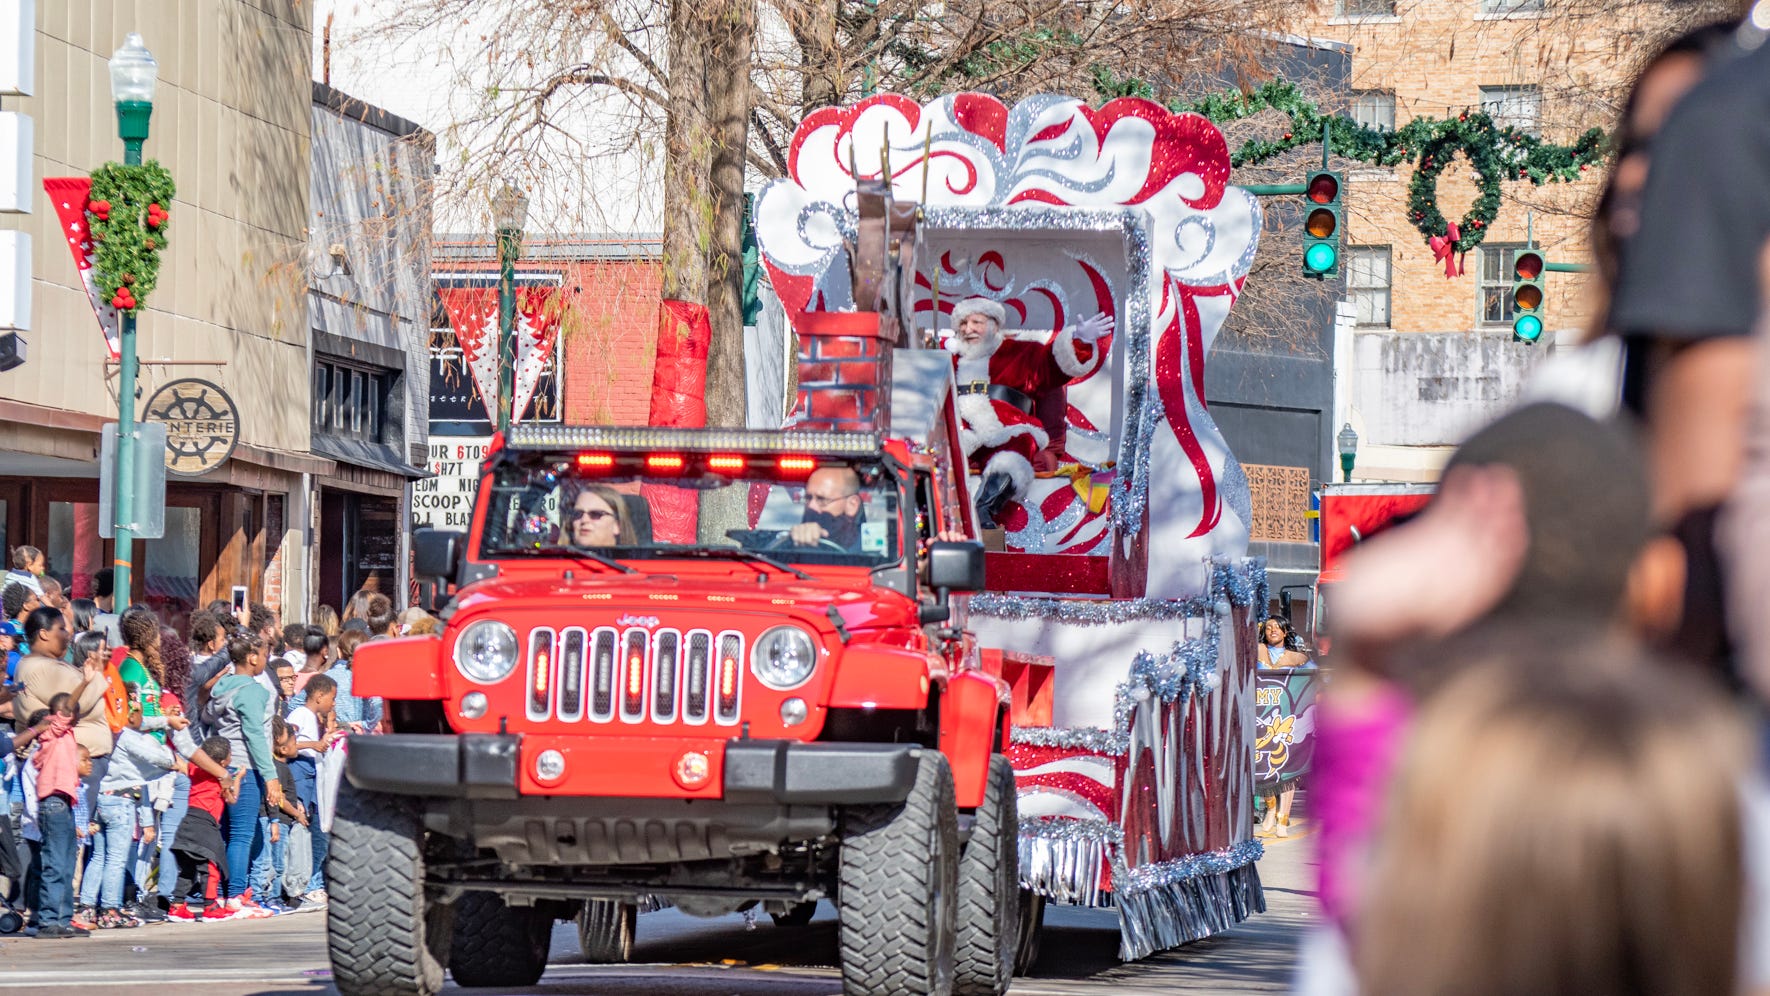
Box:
(789, 467), (865, 551)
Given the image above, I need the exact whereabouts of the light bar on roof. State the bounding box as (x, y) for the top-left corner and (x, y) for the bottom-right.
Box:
(506, 424), (882, 456)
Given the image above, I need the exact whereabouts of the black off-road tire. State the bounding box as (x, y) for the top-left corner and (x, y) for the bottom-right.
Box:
(771, 902), (817, 927)
(954, 755), (1019, 995)
(448, 891), (553, 986)
(577, 899), (636, 963)
(837, 749), (959, 996)
(327, 785), (453, 996)
(1013, 889), (1045, 975)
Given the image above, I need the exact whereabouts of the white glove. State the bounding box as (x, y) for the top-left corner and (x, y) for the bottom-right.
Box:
(1069, 312), (1115, 344)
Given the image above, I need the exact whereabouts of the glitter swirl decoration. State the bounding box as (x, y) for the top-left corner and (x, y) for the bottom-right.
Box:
(753, 92), (1262, 591)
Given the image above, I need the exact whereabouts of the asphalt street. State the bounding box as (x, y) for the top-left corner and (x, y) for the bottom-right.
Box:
(0, 828), (1314, 995)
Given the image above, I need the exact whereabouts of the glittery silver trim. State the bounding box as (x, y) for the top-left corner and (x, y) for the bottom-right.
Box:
(1115, 853), (1266, 960)
(1019, 817), (1119, 907)
(1010, 725), (1131, 754)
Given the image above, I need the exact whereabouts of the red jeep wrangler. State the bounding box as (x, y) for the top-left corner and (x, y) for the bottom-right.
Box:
(331, 356), (1019, 996)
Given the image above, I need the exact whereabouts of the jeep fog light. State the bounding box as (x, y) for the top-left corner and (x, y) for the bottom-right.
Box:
(779, 697), (808, 727)
(454, 620), (520, 684)
(673, 750), (712, 790)
(458, 692), (488, 719)
(751, 626), (817, 690)
(534, 749), (567, 783)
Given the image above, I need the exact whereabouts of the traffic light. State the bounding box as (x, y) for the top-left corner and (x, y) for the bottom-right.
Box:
(1301, 171), (1343, 278)
(1510, 249), (1545, 343)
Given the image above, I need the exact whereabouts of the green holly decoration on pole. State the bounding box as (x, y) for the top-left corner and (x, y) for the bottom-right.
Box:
(88, 161), (175, 314)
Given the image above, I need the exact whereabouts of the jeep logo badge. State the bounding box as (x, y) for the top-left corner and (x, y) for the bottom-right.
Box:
(616, 614), (661, 629)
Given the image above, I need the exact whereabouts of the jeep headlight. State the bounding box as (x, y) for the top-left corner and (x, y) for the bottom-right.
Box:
(751, 626), (818, 690)
(454, 620), (519, 684)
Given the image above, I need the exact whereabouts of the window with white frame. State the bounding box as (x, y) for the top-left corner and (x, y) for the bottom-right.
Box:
(1481, 0), (1544, 13)
(1348, 247), (1393, 327)
(1336, 0), (1396, 15)
(1478, 243), (1528, 326)
(1479, 85), (1541, 136)
(1349, 91), (1396, 133)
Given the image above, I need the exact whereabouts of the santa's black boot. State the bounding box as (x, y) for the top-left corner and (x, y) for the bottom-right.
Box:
(975, 471), (1015, 529)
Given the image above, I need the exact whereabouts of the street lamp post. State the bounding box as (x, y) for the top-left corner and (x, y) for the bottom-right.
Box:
(109, 33), (157, 608)
(1337, 423), (1359, 484)
(490, 184), (529, 434)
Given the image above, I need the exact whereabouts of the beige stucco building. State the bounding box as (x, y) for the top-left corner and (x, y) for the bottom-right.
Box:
(0, 2), (431, 624)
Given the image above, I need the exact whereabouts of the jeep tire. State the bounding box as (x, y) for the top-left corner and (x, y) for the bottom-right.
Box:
(836, 749), (958, 996)
(1014, 889), (1045, 975)
(448, 891), (552, 986)
(954, 755), (1018, 995)
(577, 899), (637, 963)
(327, 785), (453, 996)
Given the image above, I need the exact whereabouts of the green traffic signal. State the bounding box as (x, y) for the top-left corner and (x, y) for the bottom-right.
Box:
(1513, 314), (1543, 343)
(1301, 170), (1343, 279)
(1305, 243), (1338, 274)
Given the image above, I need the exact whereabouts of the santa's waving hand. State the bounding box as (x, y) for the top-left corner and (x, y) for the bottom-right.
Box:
(946, 296), (1114, 528)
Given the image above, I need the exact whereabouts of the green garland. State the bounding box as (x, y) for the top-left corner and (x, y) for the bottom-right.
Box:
(1093, 75), (1611, 255)
(88, 161), (176, 314)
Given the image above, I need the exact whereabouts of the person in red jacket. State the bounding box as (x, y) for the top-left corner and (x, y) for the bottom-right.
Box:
(945, 296), (1113, 527)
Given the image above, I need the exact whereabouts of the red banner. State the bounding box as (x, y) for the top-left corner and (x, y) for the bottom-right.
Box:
(643, 300), (712, 543)
(42, 177), (121, 360)
(435, 283), (562, 422)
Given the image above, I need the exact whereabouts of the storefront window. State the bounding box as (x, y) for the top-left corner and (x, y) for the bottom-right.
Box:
(47, 500), (103, 599)
(142, 506), (201, 628)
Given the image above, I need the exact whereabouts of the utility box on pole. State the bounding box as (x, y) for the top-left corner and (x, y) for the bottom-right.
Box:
(100, 421), (167, 539)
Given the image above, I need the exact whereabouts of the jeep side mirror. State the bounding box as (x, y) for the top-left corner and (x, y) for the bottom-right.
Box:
(926, 541), (986, 593)
(413, 528), (464, 584)
(1279, 589), (1294, 623)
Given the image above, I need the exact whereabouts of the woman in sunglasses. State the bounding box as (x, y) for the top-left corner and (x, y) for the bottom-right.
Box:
(564, 483), (633, 548)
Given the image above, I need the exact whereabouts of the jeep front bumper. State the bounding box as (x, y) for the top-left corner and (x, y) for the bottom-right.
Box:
(345, 733), (921, 805)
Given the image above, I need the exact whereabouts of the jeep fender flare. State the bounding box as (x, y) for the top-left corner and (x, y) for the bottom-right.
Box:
(825, 644), (944, 711)
(939, 669), (1011, 810)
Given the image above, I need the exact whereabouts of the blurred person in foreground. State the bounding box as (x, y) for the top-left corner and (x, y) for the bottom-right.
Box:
(1354, 650), (1750, 996)
(1296, 403), (1686, 993)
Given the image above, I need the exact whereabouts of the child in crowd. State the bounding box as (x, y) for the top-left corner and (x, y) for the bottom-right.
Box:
(257, 718), (307, 912)
(285, 672), (339, 909)
(79, 692), (187, 928)
(168, 736), (237, 922)
(31, 694), (86, 938)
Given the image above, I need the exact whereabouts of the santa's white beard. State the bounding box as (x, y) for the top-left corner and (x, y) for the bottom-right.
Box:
(949, 328), (1002, 362)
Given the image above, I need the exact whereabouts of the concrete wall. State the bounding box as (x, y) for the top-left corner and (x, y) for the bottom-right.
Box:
(3, 1), (312, 456)
(309, 82), (434, 466)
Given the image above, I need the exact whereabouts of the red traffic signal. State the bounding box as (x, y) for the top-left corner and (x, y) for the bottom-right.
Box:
(1306, 173), (1341, 204)
(1512, 250), (1544, 281)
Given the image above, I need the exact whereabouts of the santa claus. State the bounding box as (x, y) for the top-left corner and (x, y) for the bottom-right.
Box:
(946, 296), (1114, 527)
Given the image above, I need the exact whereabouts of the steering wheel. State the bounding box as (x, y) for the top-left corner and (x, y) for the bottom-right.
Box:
(763, 530), (849, 553)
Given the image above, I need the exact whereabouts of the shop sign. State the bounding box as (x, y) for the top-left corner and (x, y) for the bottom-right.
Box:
(143, 378), (239, 477)
(412, 436), (492, 530)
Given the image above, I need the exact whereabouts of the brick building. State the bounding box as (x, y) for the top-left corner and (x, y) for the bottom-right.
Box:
(1297, 0), (1658, 480)
(414, 237), (663, 534)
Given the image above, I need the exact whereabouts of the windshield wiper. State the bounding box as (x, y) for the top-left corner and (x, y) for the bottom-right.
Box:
(669, 547), (811, 581)
(559, 544), (640, 574)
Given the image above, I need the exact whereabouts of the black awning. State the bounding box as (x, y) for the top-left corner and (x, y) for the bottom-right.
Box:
(310, 434), (429, 480)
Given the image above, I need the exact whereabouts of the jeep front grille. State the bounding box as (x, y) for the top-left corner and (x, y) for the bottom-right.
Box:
(526, 626), (744, 727)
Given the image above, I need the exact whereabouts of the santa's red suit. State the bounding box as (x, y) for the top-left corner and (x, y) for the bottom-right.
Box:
(945, 297), (1112, 502)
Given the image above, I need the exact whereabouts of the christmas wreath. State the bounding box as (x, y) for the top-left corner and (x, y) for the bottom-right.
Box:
(1095, 76), (1613, 261)
(87, 161), (176, 315)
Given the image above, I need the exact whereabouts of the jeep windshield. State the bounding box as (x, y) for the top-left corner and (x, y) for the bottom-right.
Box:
(479, 453), (903, 570)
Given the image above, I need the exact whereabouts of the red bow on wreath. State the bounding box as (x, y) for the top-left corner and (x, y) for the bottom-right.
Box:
(1429, 222), (1464, 278)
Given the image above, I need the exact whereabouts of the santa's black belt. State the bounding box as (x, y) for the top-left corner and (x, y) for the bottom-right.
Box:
(957, 382), (1035, 415)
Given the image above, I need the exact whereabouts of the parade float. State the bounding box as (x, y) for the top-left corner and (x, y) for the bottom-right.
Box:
(754, 91), (1269, 960)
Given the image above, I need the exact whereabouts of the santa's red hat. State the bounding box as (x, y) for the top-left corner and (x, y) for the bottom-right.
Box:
(950, 296), (1005, 330)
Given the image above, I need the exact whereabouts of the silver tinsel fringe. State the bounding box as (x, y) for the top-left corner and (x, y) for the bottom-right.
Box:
(1010, 724), (1130, 754)
(1116, 860), (1266, 961)
(1019, 818), (1120, 907)
(972, 592), (1217, 624)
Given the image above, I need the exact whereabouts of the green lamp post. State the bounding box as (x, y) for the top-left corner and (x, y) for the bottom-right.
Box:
(1337, 422), (1359, 484)
(108, 32), (158, 609)
(490, 183), (529, 434)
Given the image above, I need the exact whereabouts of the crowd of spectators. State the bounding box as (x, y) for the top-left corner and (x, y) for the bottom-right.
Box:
(0, 560), (431, 936)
